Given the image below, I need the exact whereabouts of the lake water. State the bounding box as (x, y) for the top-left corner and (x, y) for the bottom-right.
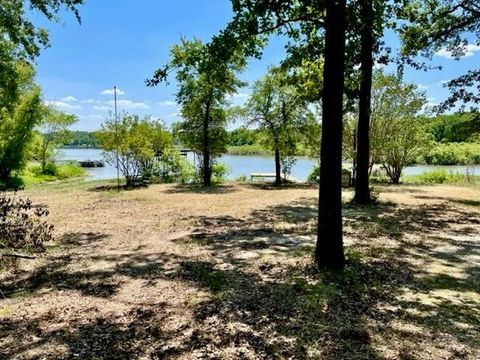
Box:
(58, 148), (480, 181)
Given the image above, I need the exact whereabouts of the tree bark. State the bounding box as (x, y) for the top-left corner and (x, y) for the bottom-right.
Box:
(354, 0), (374, 205)
(274, 147), (281, 185)
(202, 101), (212, 187)
(0, 169), (11, 180)
(316, 0), (347, 270)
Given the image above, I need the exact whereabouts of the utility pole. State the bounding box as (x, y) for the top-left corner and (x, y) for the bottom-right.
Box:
(114, 86), (120, 191)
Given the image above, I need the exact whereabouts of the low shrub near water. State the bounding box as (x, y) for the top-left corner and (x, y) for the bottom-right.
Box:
(56, 162), (86, 179)
(212, 162), (231, 183)
(406, 169), (476, 184)
(307, 165), (320, 184)
(234, 174), (248, 182)
(28, 162), (86, 181)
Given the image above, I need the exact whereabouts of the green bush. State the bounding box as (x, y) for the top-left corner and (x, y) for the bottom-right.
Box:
(158, 150), (196, 184)
(42, 162), (58, 176)
(307, 165), (320, 184)
(212, 162), (231, 183)
(56, 162), (86, 179)
(24, 162), (85, 184)
(234, 174), (248, 182)
(409, 169), (470, 184)
(419, 169), (449, 184)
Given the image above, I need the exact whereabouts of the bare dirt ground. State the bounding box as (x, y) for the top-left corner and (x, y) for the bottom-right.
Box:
(1, 182), (479, 359)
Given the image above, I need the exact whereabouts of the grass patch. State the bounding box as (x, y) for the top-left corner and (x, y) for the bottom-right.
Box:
(0, 163), (90, 190)
(56, 162), (87, 179)
(180, 262), (227, 292)
(403, 169), (479, 185)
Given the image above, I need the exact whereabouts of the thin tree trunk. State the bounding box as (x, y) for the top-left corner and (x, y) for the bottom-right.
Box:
(274, 147), (281, 185)
(316, 0), (347, 270)
(354, 0), (374, 204)
(203, 101), (211, 187)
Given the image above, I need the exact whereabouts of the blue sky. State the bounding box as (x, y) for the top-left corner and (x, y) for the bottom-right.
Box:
(32, 0), (479, 131)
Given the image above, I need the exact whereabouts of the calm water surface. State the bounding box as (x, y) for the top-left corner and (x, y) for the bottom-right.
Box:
(59, 148), (480, 181)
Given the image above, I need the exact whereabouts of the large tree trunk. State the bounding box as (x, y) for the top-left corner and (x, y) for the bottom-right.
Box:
(274, 148), (281, 186)
(316, 0), (347, 270)
(354, 0), (374, 205)
(0, 168), (11, 181)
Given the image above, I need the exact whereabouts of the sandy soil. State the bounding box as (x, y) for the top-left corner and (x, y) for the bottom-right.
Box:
(1, 182), (479, 359)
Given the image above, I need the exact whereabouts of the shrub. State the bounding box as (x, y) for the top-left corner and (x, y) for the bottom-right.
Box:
(42, 162), (58, 176)
(234, 174), (248, 182)
(212, 162), (231, 183)
(27, 162), (85, 181)
(56, 162), (86, 179)
(307, 165), (320, 184)
(157, 150), (196, 184)
(413, 169), (468, 184)
(0, 193), (53, 267)
(419, 169), (449, 184)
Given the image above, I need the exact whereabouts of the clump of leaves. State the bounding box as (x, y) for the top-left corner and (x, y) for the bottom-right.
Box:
(0, 193), (53, 265)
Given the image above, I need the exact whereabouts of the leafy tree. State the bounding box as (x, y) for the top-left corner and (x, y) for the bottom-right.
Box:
(397, 0), (480, 111)
(148, 38), (245, 186)
(245, 69), (308, 185)
(0, 1), (83, 112)
(0, 0), (83, 61)
(427, 113), (480, 143)
(97, 113), (172, 186)
(371, 71), (429, 183)
(211, 0), (351, 269)
(344, 70), (430, 182)
(228, 127), (258, 146)
(36, 107), (77, 172)
(0, 62), (43, 180)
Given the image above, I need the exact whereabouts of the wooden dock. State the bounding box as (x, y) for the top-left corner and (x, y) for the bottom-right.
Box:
(77, 160), (105, 168)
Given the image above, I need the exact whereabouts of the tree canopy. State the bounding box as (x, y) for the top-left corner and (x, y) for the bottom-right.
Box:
(148, 38), (246, 186)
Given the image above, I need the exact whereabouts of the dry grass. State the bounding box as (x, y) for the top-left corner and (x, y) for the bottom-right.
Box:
(1, 181), (479, 359)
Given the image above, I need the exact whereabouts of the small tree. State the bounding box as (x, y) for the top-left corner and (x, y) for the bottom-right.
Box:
(245, 69), (308, 185)
(0, 63), (44, 180)
(97, 113), (172, 186)
(148, 38), (245, 186)
(371, 71), (429, 183)
(36, 107), (77, 172)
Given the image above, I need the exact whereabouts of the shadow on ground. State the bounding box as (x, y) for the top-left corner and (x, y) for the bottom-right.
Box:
(1, 187), (479, 359)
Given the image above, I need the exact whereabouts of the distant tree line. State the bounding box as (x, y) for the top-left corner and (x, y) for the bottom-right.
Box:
(62, 131), (101, 149)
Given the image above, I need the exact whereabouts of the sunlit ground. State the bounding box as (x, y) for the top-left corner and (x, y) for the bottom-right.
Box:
(1, 181), (479, 359)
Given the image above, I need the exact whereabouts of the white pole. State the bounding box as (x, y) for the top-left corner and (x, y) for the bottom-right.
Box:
(114, 86), (120, 190)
